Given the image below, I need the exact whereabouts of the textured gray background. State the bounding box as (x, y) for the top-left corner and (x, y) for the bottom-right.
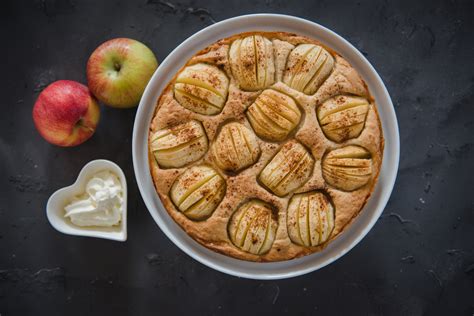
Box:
(1, 0), (473, 315)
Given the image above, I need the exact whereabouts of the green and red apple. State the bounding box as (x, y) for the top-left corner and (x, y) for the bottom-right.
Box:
(33, 80), (100, 147)
(87, 38), (158, 108)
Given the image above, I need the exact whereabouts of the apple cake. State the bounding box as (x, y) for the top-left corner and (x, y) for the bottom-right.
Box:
(148, 31), (384, 262)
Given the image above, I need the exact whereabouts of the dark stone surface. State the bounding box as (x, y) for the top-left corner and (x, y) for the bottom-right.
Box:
(1, 0), (473, 315)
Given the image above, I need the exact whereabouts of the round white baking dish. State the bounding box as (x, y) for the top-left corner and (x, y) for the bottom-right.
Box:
(132, 14), (399, 280)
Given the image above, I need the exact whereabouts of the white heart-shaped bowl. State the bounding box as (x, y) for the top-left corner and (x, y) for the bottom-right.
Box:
(46, 159), (127, 241)
(132, 14), (399, 279)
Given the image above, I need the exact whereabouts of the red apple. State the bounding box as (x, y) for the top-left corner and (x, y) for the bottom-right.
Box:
(33, 80), (100, 147)
(86, 38), (158, 108)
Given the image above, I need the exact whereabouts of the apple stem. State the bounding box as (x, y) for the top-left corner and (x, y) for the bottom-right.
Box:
(114, 62), (121, 72)
(76, 118), (94, 133)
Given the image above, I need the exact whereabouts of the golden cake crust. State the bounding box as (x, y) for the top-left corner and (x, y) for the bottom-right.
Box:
(148, 31), (384, 262)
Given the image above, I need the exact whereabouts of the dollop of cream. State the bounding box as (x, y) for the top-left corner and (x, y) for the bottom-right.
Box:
(64, 170), (123, 227)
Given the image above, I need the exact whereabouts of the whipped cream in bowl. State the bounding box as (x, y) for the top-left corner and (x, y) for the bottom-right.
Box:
(47, 159), (127, 241)
(64, 170), (123, 227)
